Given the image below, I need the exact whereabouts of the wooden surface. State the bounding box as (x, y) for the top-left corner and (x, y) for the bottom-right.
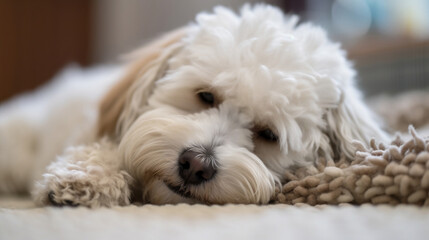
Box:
(0, 0), (92, 103)
(347, 37), (429, 60)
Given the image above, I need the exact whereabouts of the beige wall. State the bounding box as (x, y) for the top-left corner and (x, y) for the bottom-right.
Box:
(92, 0), (282, 63)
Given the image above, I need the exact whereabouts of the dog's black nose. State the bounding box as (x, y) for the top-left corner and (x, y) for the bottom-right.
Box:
(178, 149), (216, 185)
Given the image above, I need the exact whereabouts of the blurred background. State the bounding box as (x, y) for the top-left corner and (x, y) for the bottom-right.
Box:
(1, 0), (428, 103)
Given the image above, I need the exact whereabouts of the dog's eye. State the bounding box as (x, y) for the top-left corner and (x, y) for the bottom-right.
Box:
(258, 129), (278, 142)
(198, 92), (215, 105)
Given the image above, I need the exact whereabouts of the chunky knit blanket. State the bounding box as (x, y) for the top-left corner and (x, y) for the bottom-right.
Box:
(275, 126), (429, 206)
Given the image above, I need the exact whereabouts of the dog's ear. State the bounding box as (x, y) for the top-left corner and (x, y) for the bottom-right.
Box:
(323, 85), (388, 159)
(97, 28), (186, 138)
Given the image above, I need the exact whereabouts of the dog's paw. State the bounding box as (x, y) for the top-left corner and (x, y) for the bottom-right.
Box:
(47, 190), (80, 207)
(33, 169), (133, 208)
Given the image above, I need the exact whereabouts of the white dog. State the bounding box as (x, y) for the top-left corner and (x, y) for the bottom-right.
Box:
(0, 5), (387, 207)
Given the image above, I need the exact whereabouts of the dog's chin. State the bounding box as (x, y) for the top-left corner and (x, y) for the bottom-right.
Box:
(164, 182), (194, 199)
(143, 179), (198, 204)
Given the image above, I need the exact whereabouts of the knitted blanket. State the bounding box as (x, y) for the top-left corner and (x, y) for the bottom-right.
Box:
(276, 126), (429, 206)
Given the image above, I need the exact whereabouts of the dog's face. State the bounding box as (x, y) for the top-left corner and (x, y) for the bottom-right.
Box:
(99, 5), (386, 204)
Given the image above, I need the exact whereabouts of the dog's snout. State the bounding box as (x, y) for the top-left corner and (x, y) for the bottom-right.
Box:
(178, 150), (216, 185)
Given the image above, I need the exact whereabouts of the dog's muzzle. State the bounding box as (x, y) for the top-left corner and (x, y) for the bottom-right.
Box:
(178, 149), (217, 185)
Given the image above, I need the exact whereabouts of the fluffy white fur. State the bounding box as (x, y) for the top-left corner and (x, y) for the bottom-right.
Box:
(0, 5), (387, 207)
(0, 65), (122, 195)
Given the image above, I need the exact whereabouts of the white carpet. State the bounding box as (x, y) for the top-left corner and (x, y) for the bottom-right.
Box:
(1, 196), (429, 240)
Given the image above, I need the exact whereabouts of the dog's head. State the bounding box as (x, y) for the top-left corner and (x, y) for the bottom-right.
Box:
(98, 5), (387, 204)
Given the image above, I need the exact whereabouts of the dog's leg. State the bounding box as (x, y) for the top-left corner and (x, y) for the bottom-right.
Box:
(32, 139), (133, 207)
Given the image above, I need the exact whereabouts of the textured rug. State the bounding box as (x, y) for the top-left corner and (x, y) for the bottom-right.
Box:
(272, 89), (429, 206)
(371, 91), (429, 132)
(275, 126), (429, 206)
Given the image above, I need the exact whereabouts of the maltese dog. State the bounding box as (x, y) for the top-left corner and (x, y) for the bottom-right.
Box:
(0, 5), (387, 207)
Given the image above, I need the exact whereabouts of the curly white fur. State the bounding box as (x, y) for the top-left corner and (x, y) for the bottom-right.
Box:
(33, 139), (132, 207)
(0, 4), (388, 207)
(0, 66), (121, 194)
